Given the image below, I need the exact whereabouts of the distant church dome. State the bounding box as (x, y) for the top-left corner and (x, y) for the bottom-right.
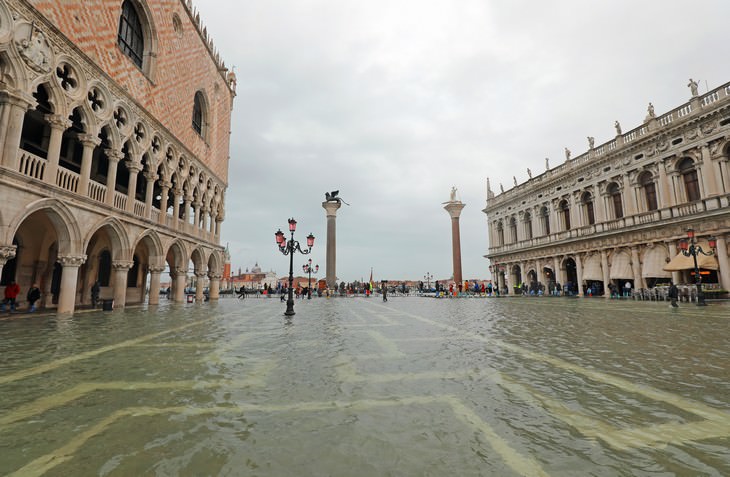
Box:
(251, 262), (262, 273)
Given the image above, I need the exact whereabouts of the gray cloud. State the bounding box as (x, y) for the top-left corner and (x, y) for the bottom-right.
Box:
(197, 0), (730, 282)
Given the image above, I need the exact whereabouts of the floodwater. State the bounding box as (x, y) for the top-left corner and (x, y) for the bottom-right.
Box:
(0, 296), (728, 476)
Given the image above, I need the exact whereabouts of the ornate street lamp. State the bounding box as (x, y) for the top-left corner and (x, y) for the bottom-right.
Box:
(424, 272), (433, 291)
(302, 258), (319, 300)
(678, 228), (716, 306)
(274, 218), (315, 316)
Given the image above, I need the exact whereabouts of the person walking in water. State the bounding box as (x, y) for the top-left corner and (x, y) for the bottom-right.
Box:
(27, 283), (41, 312)
(668, 282), (679, 308)
(382, 282), (388, 302)
(2, 280), (20, 312)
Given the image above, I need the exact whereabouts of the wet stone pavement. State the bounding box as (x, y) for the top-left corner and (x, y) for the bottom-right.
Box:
(0, 296), (728, 476)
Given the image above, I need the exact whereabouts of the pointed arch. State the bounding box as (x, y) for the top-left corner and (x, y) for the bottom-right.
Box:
(5, 199), (81, 256)
(133, 229), (164, 264)
(84, 216), (132, 261)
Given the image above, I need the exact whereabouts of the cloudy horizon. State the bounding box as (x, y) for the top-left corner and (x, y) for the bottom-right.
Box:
(194, 0), (730, 283)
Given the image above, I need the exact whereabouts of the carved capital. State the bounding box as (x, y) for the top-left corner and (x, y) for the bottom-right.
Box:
(194, 272), (207, 279)
(208, 274), (222, 281)
(148, 266), (166, 274)
(105, 148), (124, 162)
(57, 254), (87, 267)
(45, 114), (72, 130)
(158, 180), (172, 190)
(0, 246), (16, 267)
(78, 134), (101, 148)
(126, 160), (143, 174)
(173, 268), (187, 277)
(112, 261), (134, 271)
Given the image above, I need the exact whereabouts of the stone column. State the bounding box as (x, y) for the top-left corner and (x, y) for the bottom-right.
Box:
(78, 134), (101, 196)
(322, 200), (342, 289)
(200, 206), (209, 233)
(666, 240), (680, 285)
(623, 176), (638, 216)
(171, 187), (182, 228)
(553, 257), (561, 287)
(112, 261), (133, 308)
(0, 92), (32, 169)
(148, 266), (165, 305)
(57, 255), (87, 314)
(105, 149), (123, 206)
(715, 235), (730, 291)
(126, 160), (142, 213)
(208, 274), (221, 300)
(144, 172), (157, 219)
(193, 200), (202, 229)
(575, 254), (584, 297)
(444, 201), (466, 286)
(158, 181), (171, 225)
(700, 144), (721, 197)
(600, 249), (610, 298)
(173, 268), (186, 303)
(44, 115), (71, 185)
(657, 159), (673, 208)
(215, 218), (223, 239)
(631, 246), (643, 290)
(183, 194), (193, 227)
(195, 272), (206, 302)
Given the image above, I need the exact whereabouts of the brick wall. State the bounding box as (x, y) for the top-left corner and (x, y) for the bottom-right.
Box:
(28, 0), (233, 183)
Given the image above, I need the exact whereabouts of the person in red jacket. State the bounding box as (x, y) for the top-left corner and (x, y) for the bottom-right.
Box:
(3, 280), (21, 312)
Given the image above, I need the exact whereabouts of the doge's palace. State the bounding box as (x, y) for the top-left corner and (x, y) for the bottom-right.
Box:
(484, 80), (730, 298)
(0, 0), (235, 313)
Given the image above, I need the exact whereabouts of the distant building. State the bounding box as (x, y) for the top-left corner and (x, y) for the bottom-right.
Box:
(0, 0), (235, 312)
(484, 81), (730, 296)
(229, 263), (277, 290)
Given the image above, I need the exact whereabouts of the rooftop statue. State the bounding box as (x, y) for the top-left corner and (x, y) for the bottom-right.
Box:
(325, 190), (350, 205)
(688, 78), (699, 97)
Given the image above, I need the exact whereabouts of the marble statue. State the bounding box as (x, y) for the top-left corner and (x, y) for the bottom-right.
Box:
(688, 78), (699, 97)
(614, 120), (622, 135)
(587, 136), (595, 149)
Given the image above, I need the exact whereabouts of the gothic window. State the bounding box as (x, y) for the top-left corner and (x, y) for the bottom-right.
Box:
(540, 206), (550, 236)
(509, 217), (518, 243)
(118, 0), (144, 68)
(192, 91), (206, 137)
(607, 183), (623, 219)
(678, 158), (700, 202)
(639, 172), (658, 211)
(524, 212), (533, 240)
(581, 191), (595, 225)
(560, 200), (571, 230)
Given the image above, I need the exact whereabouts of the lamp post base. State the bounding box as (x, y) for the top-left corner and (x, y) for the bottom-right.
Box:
(285, 300), (296, 316)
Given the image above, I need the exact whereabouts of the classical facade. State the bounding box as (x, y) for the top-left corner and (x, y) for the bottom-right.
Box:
(484, 80), (730, 297)
(0, 0), (235, 313)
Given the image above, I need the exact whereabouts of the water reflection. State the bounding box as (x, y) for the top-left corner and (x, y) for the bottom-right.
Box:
(0, 297), (728, 476)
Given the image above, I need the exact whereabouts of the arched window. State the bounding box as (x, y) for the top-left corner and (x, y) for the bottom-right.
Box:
(524, 212), (533, 240)
(509, 217), (518, 243)
(560, 200), (571, 230)
(607, 183), (623, 219)
(496, 221), (504, 246)
(118, 0), (144, 68)
(678, 158), (700, 202)
(540, 206), (550, 236)
(192, 91), (206, 137)
(639, 172), (658, 211)
(581, 191), (595, 225)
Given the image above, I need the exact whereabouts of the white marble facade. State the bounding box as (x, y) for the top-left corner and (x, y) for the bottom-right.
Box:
(484, 81), (730, 297)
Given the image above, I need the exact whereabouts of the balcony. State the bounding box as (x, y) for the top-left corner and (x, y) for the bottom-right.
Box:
(9, 148), (213, 241)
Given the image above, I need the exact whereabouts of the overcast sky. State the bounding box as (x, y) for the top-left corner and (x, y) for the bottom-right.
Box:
(195, 0), (730, 283)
